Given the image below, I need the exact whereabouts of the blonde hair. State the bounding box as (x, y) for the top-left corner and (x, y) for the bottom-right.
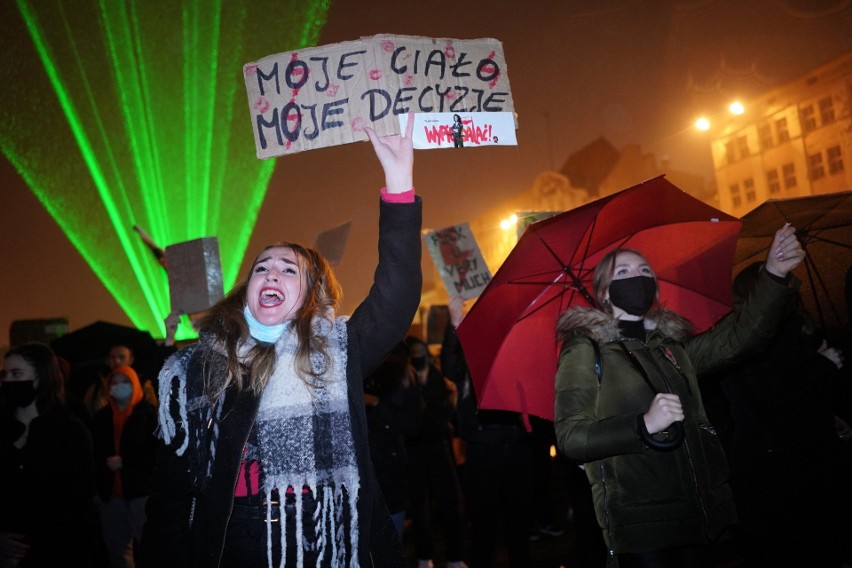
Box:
(592, 248), (658, 315)
(196, 243), (342, 399)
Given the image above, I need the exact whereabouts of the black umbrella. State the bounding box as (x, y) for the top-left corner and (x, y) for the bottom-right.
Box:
(734, 190), (852, 335)
(51, 321), (159, 389)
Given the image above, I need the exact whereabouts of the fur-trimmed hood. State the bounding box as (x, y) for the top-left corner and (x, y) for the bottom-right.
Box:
(556, 306), (693, 344)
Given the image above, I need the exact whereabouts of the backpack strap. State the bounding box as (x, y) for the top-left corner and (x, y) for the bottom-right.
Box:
(591, 339), (603, 384)
(614, 340), (685, 451)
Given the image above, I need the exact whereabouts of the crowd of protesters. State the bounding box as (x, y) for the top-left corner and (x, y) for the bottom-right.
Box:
(1, 122), (850, 567)
(2, 283), (852, 567)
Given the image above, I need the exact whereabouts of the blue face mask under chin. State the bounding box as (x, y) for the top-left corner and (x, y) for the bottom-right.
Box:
(243, 306), (289, 343)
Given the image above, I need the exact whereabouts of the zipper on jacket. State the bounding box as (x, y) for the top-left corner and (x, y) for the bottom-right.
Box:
(593, 367), (616, 559)
(598, 460), (617, 558)
(645, 347), (710, 526)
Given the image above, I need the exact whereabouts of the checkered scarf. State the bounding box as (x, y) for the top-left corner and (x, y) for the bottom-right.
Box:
(158, 313), (360, 567)
(253, 315), (359, 567)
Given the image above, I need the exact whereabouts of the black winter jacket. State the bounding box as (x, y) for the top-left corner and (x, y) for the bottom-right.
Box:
(91, 399), (158, 501)
(142, 198), (421, 567)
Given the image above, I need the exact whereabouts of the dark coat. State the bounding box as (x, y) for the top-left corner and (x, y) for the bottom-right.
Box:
(405, 365), (455, 446)
(554, 270), (796, 554)
(365, 379), (421, 514)
(90, 399), (158, 501)
(142, 198), (421, 567)
(719, 310), (852, 553)
(0, 408), (95, 565)
(441, 324), (525, 440)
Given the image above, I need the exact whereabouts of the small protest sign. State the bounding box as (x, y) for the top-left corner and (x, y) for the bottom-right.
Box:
(243, 34), (515, 158)
(401, 112), (516, 149)
(424, 222), (491, 300)
(166, 237), (224, 315)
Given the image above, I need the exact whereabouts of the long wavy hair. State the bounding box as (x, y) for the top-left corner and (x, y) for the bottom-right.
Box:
(3, 342), (65, 415)
(195, 242), (342, 399)
(592, 247), (659, 316)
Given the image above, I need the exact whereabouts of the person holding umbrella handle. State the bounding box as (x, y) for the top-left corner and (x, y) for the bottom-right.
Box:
(554, 223), (804, 566)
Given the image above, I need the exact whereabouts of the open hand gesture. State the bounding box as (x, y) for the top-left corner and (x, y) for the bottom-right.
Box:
(763, 223), (805, 278)
(365, 111), (415, 194)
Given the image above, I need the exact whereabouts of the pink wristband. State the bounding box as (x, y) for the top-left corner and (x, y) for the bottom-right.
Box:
(381, 187), (415, 203)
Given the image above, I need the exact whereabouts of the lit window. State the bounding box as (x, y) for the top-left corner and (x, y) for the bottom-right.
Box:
(730, 183), (741, 208)
(766, 169), (781, 194)
(800, 105), (816, 132)
(827, 145), (844, 175)
(758, 124), (773, 150)
(782, 163), (797, 188)
(776, 118), (789, 143)
(819, 97), (835, 125)
(725, 140), (737, 165)
(809, 153), (825, 181)
(743, 178), (756, 202)
(737, 136), (749, 159)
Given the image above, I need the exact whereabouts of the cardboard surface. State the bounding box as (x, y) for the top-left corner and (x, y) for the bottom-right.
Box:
(424, 222), (491, 300)
(166, 237), (224, 315)
(244, 34), (515, 158)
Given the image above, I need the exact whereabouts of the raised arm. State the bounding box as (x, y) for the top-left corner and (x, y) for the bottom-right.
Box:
(687, 224), (804, 374)
(763, 223), (805, 278)
(365, 111), (415, 194)
(441, 296), (469, 385)
(350, 112), (422, 376)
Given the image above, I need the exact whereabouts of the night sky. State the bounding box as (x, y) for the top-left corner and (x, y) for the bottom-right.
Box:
(3, 0), (851, 346)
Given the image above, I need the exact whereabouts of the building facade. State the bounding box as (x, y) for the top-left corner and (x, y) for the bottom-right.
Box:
(711, 51), (852, 216)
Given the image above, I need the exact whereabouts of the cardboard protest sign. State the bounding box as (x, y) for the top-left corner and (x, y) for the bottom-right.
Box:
(166, 237), (224, 315)
(243, 34), (515, 158)
(424, 222), (492, 300)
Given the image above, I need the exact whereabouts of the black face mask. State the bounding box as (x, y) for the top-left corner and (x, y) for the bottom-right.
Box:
(2, 380), (37, 408)
(608, 276), (657, 316)
(410, 356), (428, 371)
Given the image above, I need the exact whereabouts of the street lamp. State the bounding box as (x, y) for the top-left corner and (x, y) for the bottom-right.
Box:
(695, 100), (746, 133)
(695, 117), (711, 131)
(500, 213), (518, 231)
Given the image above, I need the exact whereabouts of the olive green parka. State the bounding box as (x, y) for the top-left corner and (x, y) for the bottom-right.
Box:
(554, 270), (797, 554)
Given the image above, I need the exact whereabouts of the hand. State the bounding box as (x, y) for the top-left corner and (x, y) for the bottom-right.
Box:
(164, 310), (181, 346)
(818, 340), (844, 369)
(448, 296), (465, 328)
(763, 223), (805, 278)
(364, 111), (415, 194)
(643, 393), (684, 435)
(834, 415), (852, 441)
(106, 455), (123, 471)
(0, 532), (29, 566)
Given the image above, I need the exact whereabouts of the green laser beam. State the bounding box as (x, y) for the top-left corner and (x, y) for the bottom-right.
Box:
(2, 0), (329, 340)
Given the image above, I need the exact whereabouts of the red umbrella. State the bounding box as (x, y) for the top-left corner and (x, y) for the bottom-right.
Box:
(457, 176), (742, 421)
